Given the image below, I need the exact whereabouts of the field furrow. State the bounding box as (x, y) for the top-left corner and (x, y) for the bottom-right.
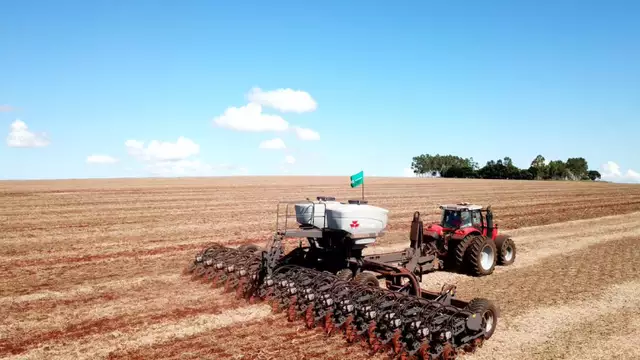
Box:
(1, 177), (639, 360)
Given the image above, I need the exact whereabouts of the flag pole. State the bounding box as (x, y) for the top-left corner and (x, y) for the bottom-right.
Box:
(361, 170), (364, 201)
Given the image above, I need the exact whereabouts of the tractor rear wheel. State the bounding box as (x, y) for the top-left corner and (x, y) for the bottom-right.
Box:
(465, 298), (499, 340)
(353, 272), (379, 287)
(495, 237), (516, 266)
(465, 236), (497, 276)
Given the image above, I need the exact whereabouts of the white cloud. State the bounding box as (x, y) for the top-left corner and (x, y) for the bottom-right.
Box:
(293, 126), (320, 141)
(125, 136), (199, 162)
(86, 154), (118, 164)
(601, 161), (640, 183)
(602, 161), (622, 177)
(6, 119), (50, 148)
(212, 103), (289, 132)
(123, 136), (245, 177)
(145, 161), (248, 177)
(247, 87), (317, 113)
(285, 155), (296, 164)
(145, 160), (212, 176)
(259, 138), (286, 149)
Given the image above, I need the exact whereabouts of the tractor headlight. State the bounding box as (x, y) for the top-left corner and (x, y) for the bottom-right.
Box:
(216, 262), (224, 269)
(266, 279), (274, 286)
(420, 328), (429, 337)
(446, 331), (452, 339)
(393, 319), (402, 327)
(205, 259), (213, 266)
(196, 256), (203, 262)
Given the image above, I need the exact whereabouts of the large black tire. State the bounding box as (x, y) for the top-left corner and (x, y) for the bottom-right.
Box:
(453, 235), (475, 271)
(465, 298), (499, 340)
(336, 268), (353, 281)
(464, 235), (497, 276)
(353, 271), (379, 287)
(495, 237), (516, 266)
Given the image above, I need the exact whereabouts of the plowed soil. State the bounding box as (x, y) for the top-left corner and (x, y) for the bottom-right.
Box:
(1, 176), (639, 360)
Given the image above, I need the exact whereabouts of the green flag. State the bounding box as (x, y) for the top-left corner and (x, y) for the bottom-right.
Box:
(350, 170), (364, 188)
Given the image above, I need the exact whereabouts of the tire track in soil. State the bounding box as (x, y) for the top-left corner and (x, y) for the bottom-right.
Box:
(0, 289), (248, 357)
(0, 242), (210, 269)
(0, 235), (281, 270)
(0, 274), (179, 305)
(0, 275), (232, 342)
(458, 280), (640, 360)
(3, 304), (272, 360)
(107, 313), (387, 360)
(525, 307), (640, 360)
(455, 235), (640, 317)
(0, 252), (190, 297)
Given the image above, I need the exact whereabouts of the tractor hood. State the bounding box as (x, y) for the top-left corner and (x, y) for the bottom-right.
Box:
(425, 223), (444, 237)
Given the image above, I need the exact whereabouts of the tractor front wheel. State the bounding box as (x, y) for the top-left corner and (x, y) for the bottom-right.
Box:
(495, 237), (516, 266)
(453, 236), (473, 271)
(465, 236), (497, 276)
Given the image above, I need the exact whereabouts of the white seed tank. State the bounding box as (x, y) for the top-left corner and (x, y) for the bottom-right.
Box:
(294, 199), (389, 236)
(294, 199), (341, 228)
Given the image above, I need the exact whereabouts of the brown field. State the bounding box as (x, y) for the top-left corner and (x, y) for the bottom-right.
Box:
(1, 176), (640, 360)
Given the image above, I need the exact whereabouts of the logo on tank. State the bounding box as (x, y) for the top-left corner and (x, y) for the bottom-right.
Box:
(350, 220), (360, 228)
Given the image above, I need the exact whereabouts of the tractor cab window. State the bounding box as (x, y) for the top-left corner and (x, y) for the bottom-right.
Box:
(471, 210), (482, 228)
(442, 210), (473, 228)
(460, 211), (472, 228)
(442, 210), (461, 228)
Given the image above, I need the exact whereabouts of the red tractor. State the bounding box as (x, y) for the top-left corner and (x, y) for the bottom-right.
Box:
(418, 203), (516, 276)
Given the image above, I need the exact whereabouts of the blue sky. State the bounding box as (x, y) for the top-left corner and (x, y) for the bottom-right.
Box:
(1, 0), (639, 181)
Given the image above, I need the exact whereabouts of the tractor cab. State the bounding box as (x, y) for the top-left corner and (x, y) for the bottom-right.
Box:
(428, 202), (498, 239)
(440, 203), (482, 231)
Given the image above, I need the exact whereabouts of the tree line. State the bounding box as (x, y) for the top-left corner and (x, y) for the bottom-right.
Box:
(410, 154), (602, 181)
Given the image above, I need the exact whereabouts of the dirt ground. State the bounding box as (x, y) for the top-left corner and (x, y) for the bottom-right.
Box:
(1, 176), (639, 360)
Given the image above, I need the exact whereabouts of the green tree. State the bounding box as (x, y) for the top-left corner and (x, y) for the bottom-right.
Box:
(587, 170), (601, 181)
(529, 155), (547, 180)
(502, 157), (520, 179)
(547, 160), (568, 180)
(565, 157), (589, 180)
(410, 153), (598, 182)
(410, 154), (474, 177)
